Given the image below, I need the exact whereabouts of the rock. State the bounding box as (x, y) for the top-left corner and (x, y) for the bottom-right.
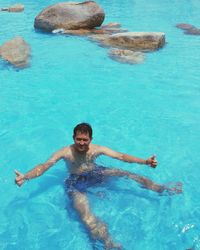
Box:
(34, 1), (105, 32)
(8, 4), (24, 12)
(0, 37), (31, 68)
(1, 4), (24, 12)
(104, 32), (165, 51)
(176, 23), (195, 30)
(184, 28), (200, 35)
(108, 49), (145, 64)
(1, 8), (9, 11)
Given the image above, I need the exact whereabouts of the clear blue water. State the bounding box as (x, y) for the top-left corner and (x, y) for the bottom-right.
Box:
(0, 0), (200, 249)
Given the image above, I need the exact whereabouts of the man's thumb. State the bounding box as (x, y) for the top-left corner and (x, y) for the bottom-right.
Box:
(14, 170), (21, 176)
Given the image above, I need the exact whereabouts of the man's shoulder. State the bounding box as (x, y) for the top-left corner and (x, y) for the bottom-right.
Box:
(55, 146), (72, 156)
(90, 144), (101, 150)
(90, 144), (105, 153)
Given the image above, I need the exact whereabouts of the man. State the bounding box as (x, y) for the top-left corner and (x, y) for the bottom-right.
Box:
(15, 123), (182, 250)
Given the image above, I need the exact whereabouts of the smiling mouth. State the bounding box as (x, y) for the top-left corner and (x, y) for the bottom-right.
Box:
(77, 145), (86, 150)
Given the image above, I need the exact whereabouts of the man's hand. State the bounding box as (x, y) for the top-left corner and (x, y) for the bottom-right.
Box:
(146, 155), (157, 168)
(15, 170), (25, 187)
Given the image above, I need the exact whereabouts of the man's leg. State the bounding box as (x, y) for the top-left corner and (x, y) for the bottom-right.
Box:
(70, 190), (121, 250)
(101, 167), (182, 194)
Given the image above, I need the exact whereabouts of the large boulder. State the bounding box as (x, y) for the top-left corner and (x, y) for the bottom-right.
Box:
(103, 32), (165, 51)
(0, 37), (31, 68)
(34, 1), (105, 32)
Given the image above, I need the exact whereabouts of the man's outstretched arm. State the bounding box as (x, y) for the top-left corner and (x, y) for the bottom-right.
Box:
(97, 146), (157, 168)
(15, 148), (67, 187)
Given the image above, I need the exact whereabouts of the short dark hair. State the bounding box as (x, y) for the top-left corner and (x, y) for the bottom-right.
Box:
(73, 123), (93, 138)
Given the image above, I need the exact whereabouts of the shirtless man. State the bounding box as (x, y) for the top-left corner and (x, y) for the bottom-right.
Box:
(15, 123), (182, 250)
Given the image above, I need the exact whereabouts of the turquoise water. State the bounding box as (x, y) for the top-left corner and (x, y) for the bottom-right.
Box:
(0, 0), (200, 249)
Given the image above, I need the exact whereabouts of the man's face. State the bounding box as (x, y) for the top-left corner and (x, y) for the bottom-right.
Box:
(73, 131), (92, 153)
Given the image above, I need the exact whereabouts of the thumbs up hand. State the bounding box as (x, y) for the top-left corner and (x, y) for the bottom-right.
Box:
(14, 170), (25, 187)
(146, 155), (157, 168)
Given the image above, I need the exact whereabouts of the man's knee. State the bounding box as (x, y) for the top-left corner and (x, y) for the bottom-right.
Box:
(90, 221), (107, 239)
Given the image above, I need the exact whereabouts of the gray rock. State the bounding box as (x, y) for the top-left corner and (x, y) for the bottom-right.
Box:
(34, 1), (105, 32)
(108, 49), (145, 64)
(0, 37), (31, 68)
(105, 32), (165, 51)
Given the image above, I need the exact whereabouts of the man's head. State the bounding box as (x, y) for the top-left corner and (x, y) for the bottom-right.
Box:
(73, 123), (93, 152)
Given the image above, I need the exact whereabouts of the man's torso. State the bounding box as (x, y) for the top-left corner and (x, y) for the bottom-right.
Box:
(62, 144), (101, 175)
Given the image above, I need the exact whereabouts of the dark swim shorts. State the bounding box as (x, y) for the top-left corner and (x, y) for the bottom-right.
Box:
(66, 167), (106, 193)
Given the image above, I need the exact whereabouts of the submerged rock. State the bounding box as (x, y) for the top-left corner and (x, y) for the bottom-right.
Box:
(34, 1), (105, 32)
(1, 4), (24, 12)
(184, 28), (200, 35)
(87, 34), (110, 46)
(0, 37), (31, 68)
(176, 23), (200, 36)
(108, 49), (145, 64)
(176, 23), (195, 30)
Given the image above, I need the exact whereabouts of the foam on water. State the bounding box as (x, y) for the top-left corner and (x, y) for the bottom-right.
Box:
(0, 0), (200, 249)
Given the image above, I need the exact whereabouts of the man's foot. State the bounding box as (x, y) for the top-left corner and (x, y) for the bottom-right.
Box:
(94, 191), (107, 199)
(162, 182), (183, 195)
